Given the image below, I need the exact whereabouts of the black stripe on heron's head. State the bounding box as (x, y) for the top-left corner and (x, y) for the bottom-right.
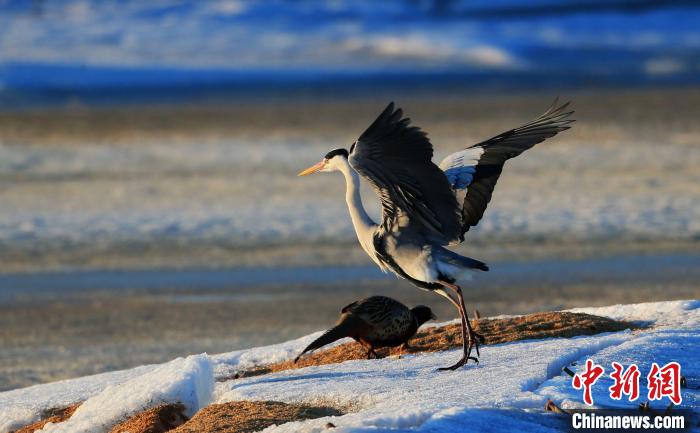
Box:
(324, 148), (348, 160)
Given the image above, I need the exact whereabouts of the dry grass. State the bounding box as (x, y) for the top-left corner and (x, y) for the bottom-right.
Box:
(171, 401), (342, 433)
(109, 403), (188, 433)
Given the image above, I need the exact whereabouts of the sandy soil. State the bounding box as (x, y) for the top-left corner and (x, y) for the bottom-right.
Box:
(1, 87), (699, 147)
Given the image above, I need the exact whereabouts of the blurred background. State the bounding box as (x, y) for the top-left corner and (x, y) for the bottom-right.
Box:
(0, 0), (698, 391)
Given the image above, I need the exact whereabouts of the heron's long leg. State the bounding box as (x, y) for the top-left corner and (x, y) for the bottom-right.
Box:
(434, 288), (468, 347)
(437, 280), (480, 370)
(435, 287), (483, 342)
(434, 287), (461, 312)
(441, 280), (482, 357)
(436, 288), (471, 370)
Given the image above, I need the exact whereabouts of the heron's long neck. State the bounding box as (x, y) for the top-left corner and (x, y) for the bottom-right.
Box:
(338, 158), (376, 248)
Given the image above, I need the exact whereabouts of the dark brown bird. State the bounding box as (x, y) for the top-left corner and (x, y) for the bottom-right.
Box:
(294, 296), (436, 362)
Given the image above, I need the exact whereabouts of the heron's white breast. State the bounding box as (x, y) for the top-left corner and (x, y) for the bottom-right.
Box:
(385, 237), (437, 282)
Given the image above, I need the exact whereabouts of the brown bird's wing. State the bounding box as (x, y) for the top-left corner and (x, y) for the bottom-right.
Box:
(343, 296), (416, 345)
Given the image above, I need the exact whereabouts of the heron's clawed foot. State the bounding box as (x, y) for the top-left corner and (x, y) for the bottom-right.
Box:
(438, 354), (479, 371)
(438, 327), (482, 371)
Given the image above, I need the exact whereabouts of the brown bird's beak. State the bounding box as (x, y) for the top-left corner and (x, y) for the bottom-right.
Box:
(430, 312), (437, 320)
(297, 160), (326, 176)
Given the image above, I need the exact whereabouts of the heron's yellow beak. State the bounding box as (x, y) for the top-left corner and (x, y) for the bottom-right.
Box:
(297, 160), (326, 176)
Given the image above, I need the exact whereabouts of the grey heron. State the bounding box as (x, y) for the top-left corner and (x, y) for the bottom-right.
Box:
(294, 295), (436, 362)
(298, 100), (574, 370)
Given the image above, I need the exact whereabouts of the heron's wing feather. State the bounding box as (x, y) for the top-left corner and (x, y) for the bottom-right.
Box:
(350, 102), (461, 244)
(439, 99), (574, 242)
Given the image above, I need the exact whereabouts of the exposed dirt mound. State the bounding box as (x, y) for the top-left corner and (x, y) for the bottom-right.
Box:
(171, 401), (342, 433)
(11, 404), (80, 433)
(417, 311), (637, 348)
(109, 403), (188, 433)
(231, 311), (638, 378)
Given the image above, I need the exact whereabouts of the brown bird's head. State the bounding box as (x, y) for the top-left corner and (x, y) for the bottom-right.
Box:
(411, 305), (437, 326)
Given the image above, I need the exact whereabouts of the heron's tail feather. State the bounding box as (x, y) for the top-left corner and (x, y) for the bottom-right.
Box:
(436, 247), (489, 277)
(461, 256), (489, 271)
(294, 321), (353, 363)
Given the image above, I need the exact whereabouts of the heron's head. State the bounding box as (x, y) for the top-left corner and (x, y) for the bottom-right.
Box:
(298, 148), (348, 176)
(411, 305), (437, 326)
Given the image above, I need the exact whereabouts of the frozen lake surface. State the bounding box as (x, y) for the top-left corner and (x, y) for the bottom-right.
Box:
(0, 251), (698, 392)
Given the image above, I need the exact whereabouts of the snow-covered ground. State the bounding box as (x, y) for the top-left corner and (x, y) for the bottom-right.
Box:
(1, 300), (697, 432)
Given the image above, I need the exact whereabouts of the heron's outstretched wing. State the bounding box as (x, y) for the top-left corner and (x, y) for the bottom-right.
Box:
(439, 99), (574, 243)
(349, 102), (461, 244)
